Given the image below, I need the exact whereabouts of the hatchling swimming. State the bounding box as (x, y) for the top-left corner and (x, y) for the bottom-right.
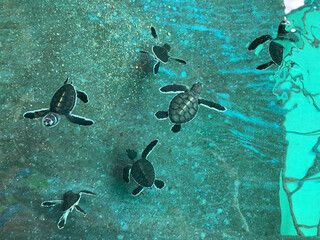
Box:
(41, 190), (96, 229)
(123, 140), (165, 196)
(155, 82), (227, 133)
(248, 20), (299, 70)
(140, 26), (186, 74)
(23, 78), (94, 127)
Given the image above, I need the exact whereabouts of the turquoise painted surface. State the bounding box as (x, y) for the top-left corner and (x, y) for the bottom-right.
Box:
(270, 2), (320, 236)
(0, 0), (318, 239)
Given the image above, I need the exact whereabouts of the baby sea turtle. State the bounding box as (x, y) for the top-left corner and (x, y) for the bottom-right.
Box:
(155, 82), (227, 133)
(123, 140), (165, 196)
(41, 190), (96, 229)
(248, 20), (299, 70)
(140, 26), (186, 74)
(23, 78), (94, 127)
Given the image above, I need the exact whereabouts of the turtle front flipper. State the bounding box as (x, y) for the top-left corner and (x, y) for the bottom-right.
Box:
(153, 61), (161, 74)
(57, 210), (70, 229)
(65, 114), (94, 126)
(41, 200), (63, 207)
(76, 90), (88, 103)
(198, 98), (227, 112)
(155, 111), (168, 120)
(23, 109), (50, 119)
(132, 186), (144, 196)
(126, 149), (137, 160)
(142, 140), (158, 159)
(154, 179), (165, 189)
(123, 164), (132, 183)
(286, 32), (299, 43)
(151, 26), (158, 39)
(159, 84), (189, 93)
(139, 50), (151, 55)
(75, 205), (86, 215)
(171, 124), (181, 133)
(170, 57), (187, 64)
(163, 44), (171, 51)
(256, 61), (275, 70)
(248, 35), (272, 50)
(79, 190), (96, 196)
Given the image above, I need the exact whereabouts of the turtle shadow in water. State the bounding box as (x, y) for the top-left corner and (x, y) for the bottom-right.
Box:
(132, 51), (154, 77)
(108, 143), (135, 198)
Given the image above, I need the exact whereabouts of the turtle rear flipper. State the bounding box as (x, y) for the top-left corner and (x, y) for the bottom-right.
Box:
(76, 90), (88, 103)
(256, 61), (275, 70)
(23, 109), (50, 119)
(170, 57), (187, 64)
(153, 61), (161, 74)
(171, 124), (181, 133)
(65, 114), (94, 126)
(248, 35), (272, 50)
(132, 186), (144, 196)
(154, 179), (165, 189)
(151, 26), (158, 39)
(199, 98), (227, 112)
(155, 111), (168, 120)
(41, 200), (63, 207)
(75, 205), (86, 215)
(123, 164), (132, 183)
(57, 210), (70, 229)
(160, 84), (189, 93)
(142, 140), (158, 159)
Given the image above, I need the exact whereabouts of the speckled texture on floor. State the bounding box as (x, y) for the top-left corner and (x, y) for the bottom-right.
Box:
(0, 0), (311, 239)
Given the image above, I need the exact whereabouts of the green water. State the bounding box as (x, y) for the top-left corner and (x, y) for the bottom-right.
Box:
(0, 0), (319, 239)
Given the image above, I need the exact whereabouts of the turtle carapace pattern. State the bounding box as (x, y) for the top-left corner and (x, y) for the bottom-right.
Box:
(155, 82), (227, 133)
(140, 26), (187, 74)
(248, 20), (299, 70)
(23, 78), (94, 127)
(123, 140), (165, 196)
(41, 190), (96, 229)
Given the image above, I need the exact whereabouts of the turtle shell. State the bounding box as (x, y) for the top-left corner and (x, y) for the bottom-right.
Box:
(50, 84), (76, 115)
(131, 159), (155, 188)
(269, 41), (284, 65)
(152, 46), (169, 63)
(62, 191), (80, 211)
(168, 92), (199, 124)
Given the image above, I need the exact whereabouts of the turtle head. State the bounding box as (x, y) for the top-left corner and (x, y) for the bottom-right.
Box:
(190, 82), (203, 96)
(42, 113), (60, 127)
(278, 20), (290, 37)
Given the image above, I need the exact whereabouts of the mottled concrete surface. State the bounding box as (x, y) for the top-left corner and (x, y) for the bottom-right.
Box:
(0, 0), (309, 239)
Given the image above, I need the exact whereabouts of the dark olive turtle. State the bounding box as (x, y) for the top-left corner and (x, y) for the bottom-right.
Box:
(61, 191), (80, 211)
(248, 20), (299, 70)
(41, 190), (96, 229)
(23, 78), (94, 127)
(155, 82), (227, 133)
(140, 26), (186, 74)
(50, 81), (76, 115)
(152, 44), (170, 63)
(123, 140), (165, 196)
